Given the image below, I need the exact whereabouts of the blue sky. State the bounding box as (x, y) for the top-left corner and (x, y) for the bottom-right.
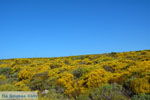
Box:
(0, 0), (150, 59)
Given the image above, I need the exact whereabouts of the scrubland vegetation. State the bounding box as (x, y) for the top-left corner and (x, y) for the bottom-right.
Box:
(0, 50), (150, 100)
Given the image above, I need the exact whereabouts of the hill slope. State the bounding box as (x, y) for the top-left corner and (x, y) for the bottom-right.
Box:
(0, 50), (150, 100)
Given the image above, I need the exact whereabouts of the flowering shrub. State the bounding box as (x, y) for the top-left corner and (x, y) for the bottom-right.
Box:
(18, 68), (35, 80)
(0, 75), (6, 80)
(130, 77), (150, 93)
(0, 50), (149, 99)
(83, 69), (112, 87)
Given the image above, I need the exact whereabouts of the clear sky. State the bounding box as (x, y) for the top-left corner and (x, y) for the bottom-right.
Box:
(0, 0), (150, 59)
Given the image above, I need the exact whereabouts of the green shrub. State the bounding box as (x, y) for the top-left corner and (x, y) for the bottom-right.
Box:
(72, 67), (89, 78)
(15, 59), (31, 65)
(29, 72), (50, 90)
(79, 83), (129, 100)
(131, 94), (150, 100)
(0, 84), (19, 91)
(39, 89), (68, 100)
(0, 67), (12, 77)
(76, 94), (90, 100)
(123, 77), (136, 97)
(108, 52), (117, 57)
(72, 55), (87, 60)
(50, 63), (62, 69)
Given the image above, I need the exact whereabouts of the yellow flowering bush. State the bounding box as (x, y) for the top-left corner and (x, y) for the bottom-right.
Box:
(18, 68), (35, 80)
(0, 64), (9, 68)
(128, 61), (150, 76)
(56, 72), (74, 94)
(130, 77), (150, 93)
(0, 75), (6, 80)
(83, 69), (112, 87)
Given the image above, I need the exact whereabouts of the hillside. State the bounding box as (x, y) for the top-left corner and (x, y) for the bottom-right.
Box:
(0, 50), (150, 100)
